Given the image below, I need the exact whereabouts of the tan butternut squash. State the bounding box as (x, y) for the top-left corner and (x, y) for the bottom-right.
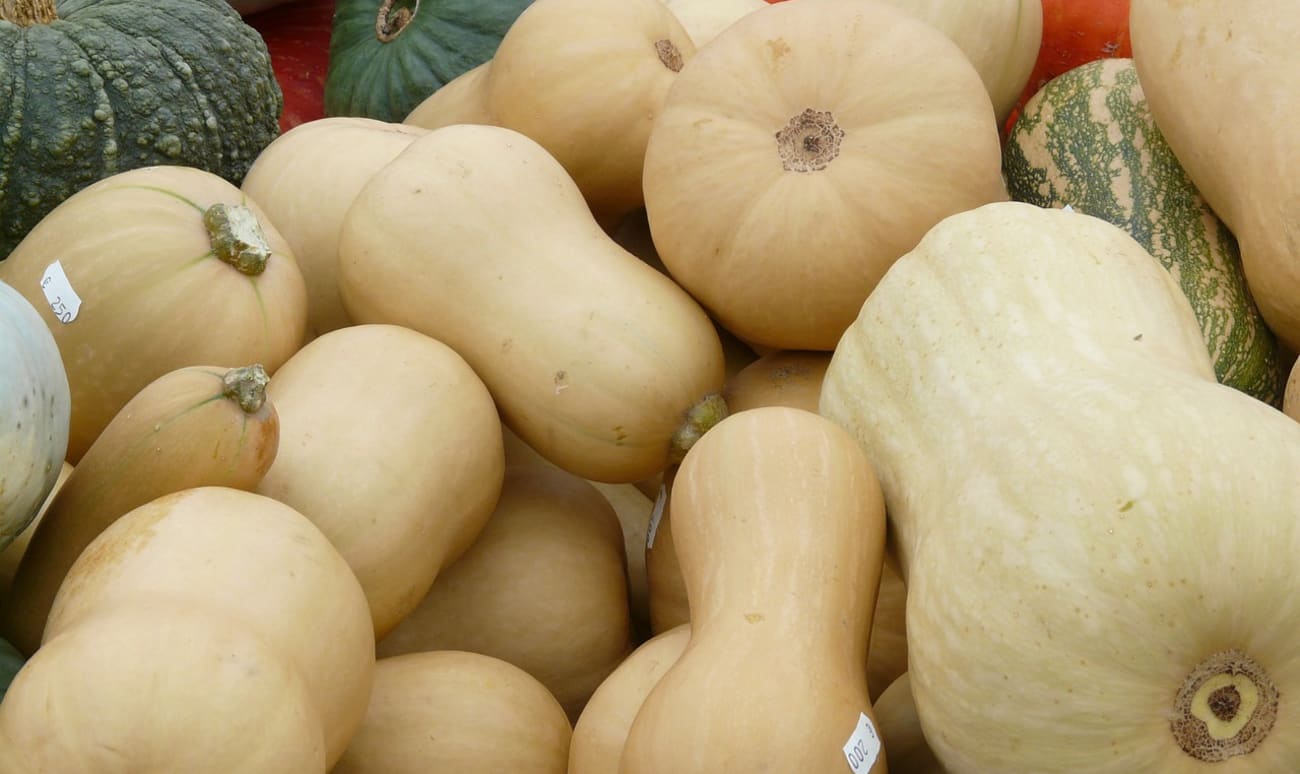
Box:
(403, 62), (494, 130)
(335, 651), (572, 774)
(2, 364), (279, 656)
(873, 674), (947, 774)
(241, 117), (427, 339)
(1130, 0), (1300, 353)
(0, 462), (70, 603)
(641, 0), (1007, 351)
(338, 123), (727, 483)
(402, 0), (696, 222)
(377, 464), (633, 722)
(570, 624), (690, 774)
(256, 324), (504, 640)
(0, 601), (326, 773)
(649, 348), (909, 699)
(0, 165), (306, 462)
(41, 486), (374, 769)
(501, 426), (655, 639)
(622, 407), (889, 773)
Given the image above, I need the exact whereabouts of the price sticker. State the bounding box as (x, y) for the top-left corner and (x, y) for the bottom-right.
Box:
(1061, 203), (1076, 212)
(39, 260), (82, 324)
(842, 712), (881, 772)
(645, 483), (668, 550)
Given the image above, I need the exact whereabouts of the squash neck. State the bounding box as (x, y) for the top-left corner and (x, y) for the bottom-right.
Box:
(0, 0), (57, 25)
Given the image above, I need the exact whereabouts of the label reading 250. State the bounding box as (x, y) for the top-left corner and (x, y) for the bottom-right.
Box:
(40, 260), (82, 324)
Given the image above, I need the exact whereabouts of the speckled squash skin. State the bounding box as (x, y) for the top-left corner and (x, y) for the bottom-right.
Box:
(0, 0), (283, 259)
(1004, 58), (1284, 405)
(0, 279), (70, 553)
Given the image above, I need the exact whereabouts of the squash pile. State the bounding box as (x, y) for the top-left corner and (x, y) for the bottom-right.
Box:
(1, 0), (1299, 772)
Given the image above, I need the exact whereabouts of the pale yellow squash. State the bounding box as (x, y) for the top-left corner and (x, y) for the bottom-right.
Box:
(0, 462), (70, 603)
(641, 0), (1007, 351)
(377, 464), (633, 722)
(334, 651), (572, 774)
(570, 624), (690, 774)
(338, 124), (727, 483)
(403, 62), (494, 130)
(0, 165), (306, 462)
(241, 117), (427, 339)
(1130, 0), (1300, 353)
(2, 364), (280, 656)
(661, 0), (767, 47)
(820, 201), (1300, 771)
(42, 486), (374, 769)
(622, 407), (889, 773)
(0, 601), (325, 773)
(881, 0), (1041, 124)
(256, 324), (504, 640)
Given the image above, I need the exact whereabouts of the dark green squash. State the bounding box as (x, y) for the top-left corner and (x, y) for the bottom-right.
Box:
(0, 0), (283, 260)
(1003, 57), (1284, 406)
(324, 0), (533, 122)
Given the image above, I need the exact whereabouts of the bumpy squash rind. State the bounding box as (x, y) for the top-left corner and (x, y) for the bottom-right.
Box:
(0, 280), (70, 552)
(1003, 58), (1283, 405)
(0, 0), (283, 259)
(324, 0), (533, 123)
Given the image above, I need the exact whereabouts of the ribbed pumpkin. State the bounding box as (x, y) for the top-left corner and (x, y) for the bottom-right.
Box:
(0, 0), (282, 259)
(324, 0), (534, 122)
(1004, 57), (1283, 405)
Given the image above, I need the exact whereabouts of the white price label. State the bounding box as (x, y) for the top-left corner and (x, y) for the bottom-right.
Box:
(645, 483), (668, 550)
(1061, 203), (1075, 212)
(39, 260), (82, 324)
(842, 712), (881, 772)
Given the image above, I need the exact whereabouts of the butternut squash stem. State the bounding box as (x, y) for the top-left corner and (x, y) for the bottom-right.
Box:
(221, 365), (271, 414)
(204, 203), (272, 276)
(0, 0), (57, 25)
(667, 393), (728, 465)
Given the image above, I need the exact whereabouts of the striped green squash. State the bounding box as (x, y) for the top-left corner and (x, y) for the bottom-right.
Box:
(1003, 57), (1283, 405)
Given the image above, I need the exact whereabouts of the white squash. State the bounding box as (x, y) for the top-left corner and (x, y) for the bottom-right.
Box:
(821, 201), (1300, 771)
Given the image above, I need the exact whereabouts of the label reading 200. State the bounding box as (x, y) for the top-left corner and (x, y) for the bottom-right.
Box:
(842, 712), (881, 772)
(39, 260), (82, 324)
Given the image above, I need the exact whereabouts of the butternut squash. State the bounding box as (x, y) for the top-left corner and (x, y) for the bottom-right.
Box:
(338, 123), (727, 483)
(256, 324), (504, 640)
(820, 201), (1300, 771)
(377, 463), (633, 722)
(1130, 0), (1300, 353)
(402, 61), (494, 130)
(622, 406), (889, 773)
(335, 651), (572, 774)
(0, 165), (306, 462)
(873, 674), (946, 774)
(41, 486), (374, 769)
(661, 0), (767, 47)
(570, 624), (690, 774)
(0, 601), (325, 773)
(641, 0), (1007, 351)
(241, 117), (427, 339)
(2, 364), (279, 656)
(402, 0), (697, 223)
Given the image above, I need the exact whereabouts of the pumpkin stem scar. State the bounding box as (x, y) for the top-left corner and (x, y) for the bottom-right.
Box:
(0, 0), (58, 26)
(375, 0), (417, 43)
(221, 365), (271, 414)
(668, 392), (729, 465)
